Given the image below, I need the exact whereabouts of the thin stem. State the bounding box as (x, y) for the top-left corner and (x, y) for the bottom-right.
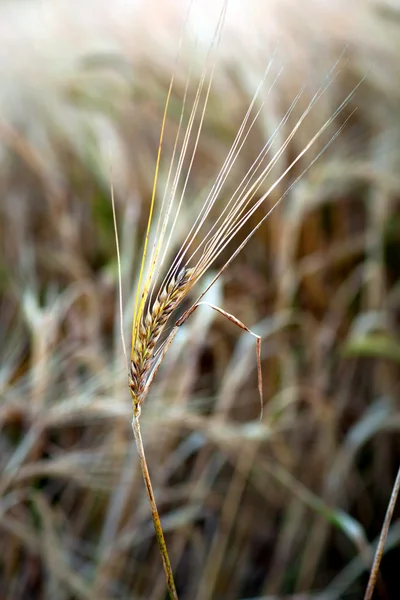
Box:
(131, 412), (178, 600)
(110, 171), (128, 374)
(364, 464), (400, 600)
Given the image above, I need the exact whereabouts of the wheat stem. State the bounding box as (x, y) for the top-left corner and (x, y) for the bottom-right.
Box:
(132, 411), (178, 600)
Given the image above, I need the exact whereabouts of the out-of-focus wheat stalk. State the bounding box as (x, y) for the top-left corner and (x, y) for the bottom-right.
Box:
(364, 465), (400, 600)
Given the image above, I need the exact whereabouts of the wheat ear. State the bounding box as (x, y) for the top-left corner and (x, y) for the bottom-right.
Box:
(111, 177), (181, 600)
(112, 0), (365, 595)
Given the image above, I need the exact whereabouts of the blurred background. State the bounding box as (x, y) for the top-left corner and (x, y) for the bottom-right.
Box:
(1, 0), (400, 598)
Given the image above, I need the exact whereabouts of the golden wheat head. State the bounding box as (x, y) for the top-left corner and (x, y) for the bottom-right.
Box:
(110, 2), (364, 597)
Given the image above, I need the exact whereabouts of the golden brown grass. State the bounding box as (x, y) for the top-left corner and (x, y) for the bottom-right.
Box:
(1, 1), (400, 599)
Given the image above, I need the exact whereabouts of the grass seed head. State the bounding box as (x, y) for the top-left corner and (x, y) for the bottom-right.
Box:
(129, 266), (194, 402)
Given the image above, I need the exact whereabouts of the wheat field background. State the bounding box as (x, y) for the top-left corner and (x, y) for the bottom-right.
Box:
(1, 1), (400, 599)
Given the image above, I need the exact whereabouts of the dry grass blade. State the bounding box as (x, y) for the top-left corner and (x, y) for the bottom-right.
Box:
(176, 300), (263, 418)
(364, 464), (400, 600)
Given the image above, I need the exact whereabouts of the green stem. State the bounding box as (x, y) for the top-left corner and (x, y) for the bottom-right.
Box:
(132, 413), (178, 600)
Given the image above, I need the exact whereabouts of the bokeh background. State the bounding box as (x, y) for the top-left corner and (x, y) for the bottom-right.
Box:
(1, 1), (400, 598)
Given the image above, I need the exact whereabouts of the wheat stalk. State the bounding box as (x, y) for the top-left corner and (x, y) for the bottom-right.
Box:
(110, 1), (363, 597)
